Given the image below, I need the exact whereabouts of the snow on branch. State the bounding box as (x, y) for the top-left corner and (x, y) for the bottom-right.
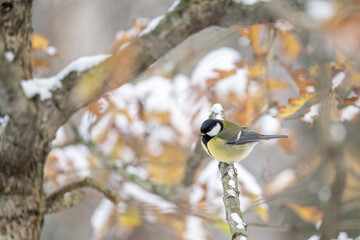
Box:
(21, 54), (110, 100)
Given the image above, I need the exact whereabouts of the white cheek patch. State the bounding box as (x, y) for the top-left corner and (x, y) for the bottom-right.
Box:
(207, 123), (221, 137)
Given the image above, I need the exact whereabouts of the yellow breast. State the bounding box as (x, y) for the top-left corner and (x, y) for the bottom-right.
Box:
(205, 137), (256, 163)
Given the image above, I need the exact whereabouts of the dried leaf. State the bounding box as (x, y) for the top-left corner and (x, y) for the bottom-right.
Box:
(117, 204), (142, 228)
(248, 60), (267, 79)
(254, 205), (269, 222)
(288, 204), (323, 225)
(276, 93), (317, 119)
(32, 33), (50, 51)
(265, 78), (289, 90)
(278, 31), (301, 60)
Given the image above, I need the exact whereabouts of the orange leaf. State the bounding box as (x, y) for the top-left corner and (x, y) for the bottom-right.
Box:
(207, 68), (237, 87)
(288, 204), (323, 225)
(265, 78), (289, 90)
(248, 60), (266, 79)
(278, 31), (301, 60)
(276, 93), (316, 119)
(31, 33), (50, 51)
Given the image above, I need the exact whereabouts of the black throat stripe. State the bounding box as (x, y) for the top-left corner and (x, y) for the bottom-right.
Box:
(201, 135), (214, 158)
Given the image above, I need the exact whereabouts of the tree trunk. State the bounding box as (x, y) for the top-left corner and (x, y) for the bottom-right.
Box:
(0, 1), (50, 239)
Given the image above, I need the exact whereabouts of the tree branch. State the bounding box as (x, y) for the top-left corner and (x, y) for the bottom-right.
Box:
(38, 0), (305, 132)
(46, 177), (120, 213)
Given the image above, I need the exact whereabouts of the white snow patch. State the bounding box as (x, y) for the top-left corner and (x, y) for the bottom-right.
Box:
(341, 105), (360, 121)
(139, 15), (164, 36)
(338, 232), (350, 240)
(184, 216), (207, 240)
(126, 166), (149, 179)
(274, 21), (293, 32)
(91, 199), (114, 236)
(267, 168), (295, 194)
(228, 179), (236, 188)
(240, 237), (248, 240)
(307, 0), (334, 21)
(0, 115), (10, 129)
(21, 54), (110, 100)
(78, 111), (97, 142)
(190, 185), (204, 206)
(168, 0), (180, 12)
(52, 126), (66, 146)
(231, 213), (246, 229)
(46, 46), (57, 56)
(315, 220), (322, 230)
(4, 51), (14, 62)
(332, 72), (345, 89)
(302, 104), (320, 126)
(236, 163), (262, 195)
(234, 0), (256, 4)
(210, 103), (224, 117)
(214, 68), (248, 99)
(308, 235), (320, 240)
(227, 189), (237, 197)
(192, 47), (241, 89)
(256, 114), (281, 136)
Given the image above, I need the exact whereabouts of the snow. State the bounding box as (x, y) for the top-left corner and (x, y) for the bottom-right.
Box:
(302, 103), (320, 126)
(341, 105), (360, 121)
(0, 115), (10, 129)
(168, 0), (180, 12)
(122, 182), (176, 213)
(228, 179), (236, 188)
(126, 165), (149, 179)
(274, 21), (293, 32)
(46, 46), (57, 56)
(192, 47), (241, 89)
(332, 72), (345, 89)
(21, 54), (110, 100)
(4, 51), (14, 62)
(240, 237), (248, 240)
(308, 235), (320, 240)
(227, 189), (237, 197)
(184, 216), (207, 240)
(214, 68), (248, 99)
(91, 199), (114, 236)
(307, 0), (334, 21)
(256, 114), (281, 136)
(210, 103), (224, 119)
(139, 15), (164, 36)
(234, 0), (256, 5)
(266, 168), (295, 194)
(78, 111), (97, 142)
(230, 213), (246, 230)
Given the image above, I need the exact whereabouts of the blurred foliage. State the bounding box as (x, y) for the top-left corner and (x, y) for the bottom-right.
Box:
(43, 3), (360, 240)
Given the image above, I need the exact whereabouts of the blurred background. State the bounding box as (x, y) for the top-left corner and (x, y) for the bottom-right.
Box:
(32, 1), (360, 239)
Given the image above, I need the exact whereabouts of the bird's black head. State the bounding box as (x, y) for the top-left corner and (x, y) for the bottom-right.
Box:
(200, 119), (223, 138)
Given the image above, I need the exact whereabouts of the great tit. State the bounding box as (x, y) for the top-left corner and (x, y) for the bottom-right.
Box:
(200, 119), (288, 163)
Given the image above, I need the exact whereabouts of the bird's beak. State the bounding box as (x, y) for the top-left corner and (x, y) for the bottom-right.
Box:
(199, 133), (205, 137)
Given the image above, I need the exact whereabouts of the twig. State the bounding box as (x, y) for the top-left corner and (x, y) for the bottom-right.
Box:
(209, 103), (248, 239)
(46, 177), (120, 213)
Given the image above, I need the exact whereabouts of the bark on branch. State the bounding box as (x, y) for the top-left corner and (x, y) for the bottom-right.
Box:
(46, 177), (120, 213)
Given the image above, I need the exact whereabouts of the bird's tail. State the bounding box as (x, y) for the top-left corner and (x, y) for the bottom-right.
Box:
(262, 134), (288, 140)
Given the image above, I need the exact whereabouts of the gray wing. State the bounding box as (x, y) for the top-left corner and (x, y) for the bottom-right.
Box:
(227, 127), (287, 145)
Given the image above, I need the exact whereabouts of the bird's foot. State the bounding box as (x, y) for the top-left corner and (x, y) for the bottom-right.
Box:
(219, 162), (234, 179)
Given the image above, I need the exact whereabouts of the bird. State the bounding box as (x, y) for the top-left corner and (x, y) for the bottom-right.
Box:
(200, 119), (288, 163)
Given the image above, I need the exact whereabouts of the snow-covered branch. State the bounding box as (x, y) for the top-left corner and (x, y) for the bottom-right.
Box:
(36, 0), (303, 130)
